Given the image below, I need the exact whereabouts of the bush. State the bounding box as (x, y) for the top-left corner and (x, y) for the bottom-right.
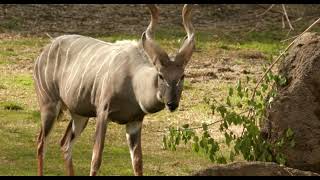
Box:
(163, 68), (294, 165)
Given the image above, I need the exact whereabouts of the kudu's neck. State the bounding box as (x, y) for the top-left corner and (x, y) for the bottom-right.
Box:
(132, 60), (165, 114)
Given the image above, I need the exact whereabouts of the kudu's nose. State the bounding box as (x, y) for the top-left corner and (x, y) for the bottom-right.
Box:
(166, 101), (178, 112)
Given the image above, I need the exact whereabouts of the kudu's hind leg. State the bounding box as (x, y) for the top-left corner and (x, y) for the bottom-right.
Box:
(126, 120), (143, 176)
(60, 114), (89, 176)
(37, 102), (61, 176)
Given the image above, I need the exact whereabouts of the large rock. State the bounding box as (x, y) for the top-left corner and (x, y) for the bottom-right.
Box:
(193, 161), (319, 176)
(262, 32), (320, 172)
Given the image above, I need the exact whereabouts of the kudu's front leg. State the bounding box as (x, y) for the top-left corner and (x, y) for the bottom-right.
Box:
(90, 111), (109, 176)
(126, 120), (143, 176)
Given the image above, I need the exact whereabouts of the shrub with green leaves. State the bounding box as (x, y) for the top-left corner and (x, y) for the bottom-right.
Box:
(162, 68), (295, 165)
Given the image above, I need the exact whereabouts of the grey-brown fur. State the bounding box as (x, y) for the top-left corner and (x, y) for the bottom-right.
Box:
(34, 4), (195, 176)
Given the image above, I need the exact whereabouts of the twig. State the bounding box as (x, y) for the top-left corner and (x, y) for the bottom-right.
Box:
(45, 32), (53, 39)
(282, 4), (294, 30)
(280, 34), (299, 42)
(256, 4), (274, 17)
(250, 17), (320, 103)
(255, 4), (293, 18)
(285, 28), (293, 38)
(282, 15), (286, 29)
(155, 120), (224, 133)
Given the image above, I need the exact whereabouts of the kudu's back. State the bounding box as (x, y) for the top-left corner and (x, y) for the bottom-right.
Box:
(33, 34), (146, 117)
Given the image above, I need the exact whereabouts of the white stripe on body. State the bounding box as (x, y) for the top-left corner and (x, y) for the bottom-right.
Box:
(64, 42), (95, 96)
(65, 43), (103, 97)
(60, 38), (82, 89)
(36, 52), (52, 100)
(44, 36), (68, 95)
(76, 45), (109, 101)
(100, 57), (127, 98)
(33, 57), (44, 100)
(90, 48), (119, 104)
(96, 49), (122, 104)
(65, 40), (108, 95)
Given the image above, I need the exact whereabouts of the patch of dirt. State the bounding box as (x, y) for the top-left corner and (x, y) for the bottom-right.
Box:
(238, 51), (267, 60)
(0, 4), (319, 37)
(193, 161), (320, 176)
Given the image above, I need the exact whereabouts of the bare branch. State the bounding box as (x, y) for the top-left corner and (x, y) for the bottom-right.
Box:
(281, 34), (299, 43)
(45, 33), (53, 39)
(282, 4), (294, 30)
(256, 4), (274, 17)
(256, 4), (294, 18)
(155, 120), (224, 133)
(282, 15), (286, 29)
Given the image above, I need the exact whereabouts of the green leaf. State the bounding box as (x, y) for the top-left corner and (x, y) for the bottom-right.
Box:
(199, 139), (204, 148)
(208, 138), (214, 145)
(225, 132), (232, 146)
(279, 76), (287, 86)
(256, 90), (261, 96)
(217, 156), (227, 164)
(276, 154), (286, 165)
(261, 83), (268, 92)
(290, 140), (295, 148)
(236, 102), (243, 108)
(162, 135), (167, 149)
(192, 142), (200, 153)
(209, 154), (215, 162)
(222, 121), (228, 129)
(229, 87), (234, 96)
(211, 104), (216, 115)
(226, 97), (232, 106)
(236, 80), (242, 93)
(239, 91), (244, 99)
(217, 106), (227, 118)
(229, 151), (235, 162)
(286, 128), (294, 138)
(193, 135), (199, 143)
(175, 133), (180, 145)
(244, 87), (249, 98)
(202, 123), (208, 131)
(246, 76), (250, 83)
(182, 124), (190, 129)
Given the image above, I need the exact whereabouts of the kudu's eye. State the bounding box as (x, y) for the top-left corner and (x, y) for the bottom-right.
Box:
(181, 74), (185, 80)
(158, 74), (164, 80)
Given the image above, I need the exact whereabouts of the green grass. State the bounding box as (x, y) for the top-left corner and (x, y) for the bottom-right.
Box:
(1, 101), (23, 110)
(96, 28), (286, 58)
(0, 37), (49, 65)
(0, 109), (213, 176)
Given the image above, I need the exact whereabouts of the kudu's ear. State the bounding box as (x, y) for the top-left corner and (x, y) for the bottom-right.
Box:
(141, 4), (169, 70)
(141, 32), (169, 69)
(175, 4), (196, 68)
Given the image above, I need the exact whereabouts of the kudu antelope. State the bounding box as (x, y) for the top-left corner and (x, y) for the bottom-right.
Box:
(33, 4), (195, 176)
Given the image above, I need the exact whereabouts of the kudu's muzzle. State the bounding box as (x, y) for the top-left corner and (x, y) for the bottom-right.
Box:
(166, 101), (179, 112)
